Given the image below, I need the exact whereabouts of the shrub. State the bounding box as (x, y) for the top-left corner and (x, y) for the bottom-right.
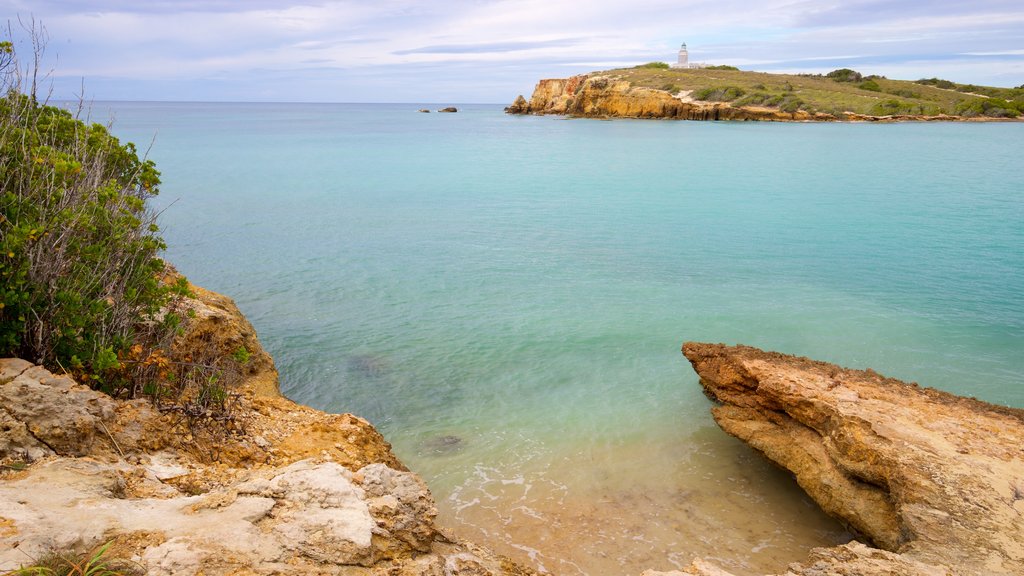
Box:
(886, 88), (921, 99)
(858, 80), (882, 92)
(778, 96), (804, 113)
(869, 99), (917, 116)
(705, 65), (739, 71)
(0, 31), (179, 392)
(955, 98), (1021, 118)
(734, 92), (805, 113)
(660, 83), (680, 93)
(916, 77), (956, 89)
(636, 61), (670, 69)
(693, 86), (746, 102)
(826, 68), (863, 82)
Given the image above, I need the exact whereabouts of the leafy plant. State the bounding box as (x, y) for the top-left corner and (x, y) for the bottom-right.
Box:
(705, 65), (739, 71)
(0, 28), (178, 393)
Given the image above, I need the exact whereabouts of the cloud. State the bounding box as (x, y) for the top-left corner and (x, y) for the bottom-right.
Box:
(3, 0), (1022, 102)
(394, 38), (585, 55)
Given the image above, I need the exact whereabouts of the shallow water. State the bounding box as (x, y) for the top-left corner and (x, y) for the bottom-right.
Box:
(91, 102), (1023, 574)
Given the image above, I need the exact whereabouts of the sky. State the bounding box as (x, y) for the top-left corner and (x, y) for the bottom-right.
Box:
(2, 0), (1023, 103)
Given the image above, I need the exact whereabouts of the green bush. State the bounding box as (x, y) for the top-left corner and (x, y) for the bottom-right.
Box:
(636, 61), (670, 69)
(0, 38), (179, 392)
(858, 80), (882, 92)
(826, 68), (863, 82)
(916, 77), (956, 89)
(955, 98), (1021, 118)
(734, 92), (805, 112)
(693, 86), (746, 102)
(886, 88), (921, 99)
(705, 65), (739, 71)
(869, 99), (917, 116)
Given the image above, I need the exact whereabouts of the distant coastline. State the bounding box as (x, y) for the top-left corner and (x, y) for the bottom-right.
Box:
(506, 66), (1024, 122)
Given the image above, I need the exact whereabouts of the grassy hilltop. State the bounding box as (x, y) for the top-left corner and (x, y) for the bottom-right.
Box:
(600, 63), (1024, 118)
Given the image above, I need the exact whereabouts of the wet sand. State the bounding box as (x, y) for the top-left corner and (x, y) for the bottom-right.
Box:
(416, 425), (850, 575)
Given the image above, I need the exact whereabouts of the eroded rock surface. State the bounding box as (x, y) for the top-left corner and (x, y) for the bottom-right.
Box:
(0, 282), (534, 575)
(0, 359), (535, 576)
(679, 342), (1024, 576)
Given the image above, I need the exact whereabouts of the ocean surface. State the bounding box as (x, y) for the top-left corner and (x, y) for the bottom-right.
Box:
(91, 102), (1023, 575)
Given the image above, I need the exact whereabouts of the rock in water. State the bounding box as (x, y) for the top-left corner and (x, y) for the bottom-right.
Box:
(680, 342), (1024, 576)
(504, 95), (528, 114)
(437, 107), (458, 113)
(418, 109), (430, 113)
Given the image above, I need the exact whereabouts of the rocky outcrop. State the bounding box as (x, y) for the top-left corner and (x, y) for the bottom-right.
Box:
(507, 75), (831, 121)
(0, 284), (536, 576)
(507, 75), (1013, 122)
(172, 280), (280, 397)
(677, 342), (1024, 575)
(0, 363), (534, 576)
(438, 107), (458, 113)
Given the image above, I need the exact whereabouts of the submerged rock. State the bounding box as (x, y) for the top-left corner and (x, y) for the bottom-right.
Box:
(438, 107), (458, 113)
(676, 342), (1024, 576)
(420, 434), (464, 455)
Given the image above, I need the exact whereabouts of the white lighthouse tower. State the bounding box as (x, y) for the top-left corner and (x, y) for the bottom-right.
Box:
(673, 43), (689, 69)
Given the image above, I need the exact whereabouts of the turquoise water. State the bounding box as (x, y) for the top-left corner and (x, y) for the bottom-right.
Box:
(96, 102), (1023, 574)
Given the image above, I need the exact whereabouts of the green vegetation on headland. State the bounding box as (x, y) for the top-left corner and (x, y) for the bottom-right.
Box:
(619, 64), (1024, 118)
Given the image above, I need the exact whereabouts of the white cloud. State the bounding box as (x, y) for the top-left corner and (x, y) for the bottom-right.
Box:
(4, 0), (1022, 101)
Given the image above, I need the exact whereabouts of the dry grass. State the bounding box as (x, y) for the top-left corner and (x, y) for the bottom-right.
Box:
(600, 67), (1012, 116)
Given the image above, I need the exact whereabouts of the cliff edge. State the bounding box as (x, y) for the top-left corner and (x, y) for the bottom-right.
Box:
(0, 286), (535, 576)
(507, 70), (1022, 122)
(670, 342), (1024, 576)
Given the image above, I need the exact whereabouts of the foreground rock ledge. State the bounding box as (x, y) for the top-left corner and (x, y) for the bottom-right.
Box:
(0, 284), (536, 576)
(674, 342), (1024, 576)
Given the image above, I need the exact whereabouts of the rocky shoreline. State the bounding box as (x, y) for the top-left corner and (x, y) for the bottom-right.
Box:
(2, 286), (1022, 575)
(0, 285), (535, 576)
(506, 74), (1020, 122)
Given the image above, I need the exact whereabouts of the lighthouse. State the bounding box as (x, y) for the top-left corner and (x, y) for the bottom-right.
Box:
(670, 42), (706, 69)
(674, 43), (689, 68)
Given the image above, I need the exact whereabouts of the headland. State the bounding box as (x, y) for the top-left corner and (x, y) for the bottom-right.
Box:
(506, 66), (1024, 121)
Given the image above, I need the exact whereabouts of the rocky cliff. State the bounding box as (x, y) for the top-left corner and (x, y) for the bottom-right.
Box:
(0, 286), (535, 576)
(667, 342), (1024, 576)
(506, 75), (833, 121)
(506, 74), (999, 122)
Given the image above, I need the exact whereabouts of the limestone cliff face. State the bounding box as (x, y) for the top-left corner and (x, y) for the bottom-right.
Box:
(676, 342), (1024, 576)
(507, 75), (828, 121)
(0, 286), (536, 576)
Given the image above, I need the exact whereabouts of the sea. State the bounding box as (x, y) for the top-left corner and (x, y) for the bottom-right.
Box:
(89, 101), (1023, 575)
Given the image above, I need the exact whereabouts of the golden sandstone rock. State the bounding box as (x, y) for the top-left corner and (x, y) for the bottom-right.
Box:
(679, 342), (1024, 576)
(0, 284), (535, 576)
